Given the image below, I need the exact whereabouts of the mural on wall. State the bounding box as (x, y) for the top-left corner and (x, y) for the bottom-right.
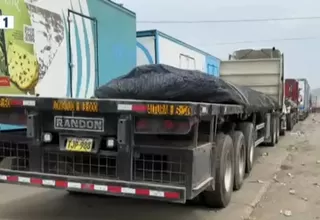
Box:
(0, 0), (136, 99)
(26, 3), (64, 80)
(0, 0), (64, 95)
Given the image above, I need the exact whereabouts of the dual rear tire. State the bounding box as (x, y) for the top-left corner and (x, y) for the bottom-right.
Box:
(202, 122), (255, 208)
(202, 133), (234, 208)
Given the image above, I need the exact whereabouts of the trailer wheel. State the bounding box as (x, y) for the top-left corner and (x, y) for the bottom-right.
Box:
(231, 131), (246, 190)
(286, 114), (293, 131)
(238, 122), (256, 173)
(276, 117), (280, 143)
(269, 117), (277, 147)
(280, 117), (286, 136)
(202, 133), (234, 208)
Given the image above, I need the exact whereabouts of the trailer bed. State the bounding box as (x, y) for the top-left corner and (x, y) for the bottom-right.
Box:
(0, 95), (244, 117)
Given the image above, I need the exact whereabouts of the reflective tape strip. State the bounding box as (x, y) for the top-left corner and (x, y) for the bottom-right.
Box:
(23, 100), (36, 106)
(117, 104), (132, 111)
(18, 177), (30, 183)
(93, 184), (108, 191)
(0, 175), (181, 199)
(42, 179), (55, 186)
(121, 187), (135, 194)
(67, 182), (81, 189)
(149, 190), (165, 197)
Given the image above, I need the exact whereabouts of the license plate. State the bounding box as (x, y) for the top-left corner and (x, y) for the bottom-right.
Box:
(65, 138), (93, 152)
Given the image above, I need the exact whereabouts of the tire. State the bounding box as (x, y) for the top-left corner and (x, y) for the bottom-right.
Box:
(275, 117), (280, 143)
(202, 133), (234, 208)
(266, 116), (277, 147)
(237, 122), (256, 174)
(280, 118), (286, 136)
(231, 131), (246, 191)
(286, 114), (293, 131)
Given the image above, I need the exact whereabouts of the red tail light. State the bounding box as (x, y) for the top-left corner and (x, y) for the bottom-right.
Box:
(10, 99), (23, 106)
(135, 117), (192, 134)
(136, 119), (148, 129)
(163, 120), (174, 130)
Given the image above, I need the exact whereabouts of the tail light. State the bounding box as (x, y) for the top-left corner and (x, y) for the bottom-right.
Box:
(135, 117), (193, 134)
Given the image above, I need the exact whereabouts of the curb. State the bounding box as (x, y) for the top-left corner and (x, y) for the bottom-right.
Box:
(241, 179), (274, 219)
(240, 149), (292, 219)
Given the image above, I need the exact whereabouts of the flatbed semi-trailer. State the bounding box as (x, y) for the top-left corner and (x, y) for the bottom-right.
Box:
(0, 93), (281, 208)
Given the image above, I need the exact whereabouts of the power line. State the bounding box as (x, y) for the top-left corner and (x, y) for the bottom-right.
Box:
(214, 36), (320, 45)
(137, 16), (320, 24)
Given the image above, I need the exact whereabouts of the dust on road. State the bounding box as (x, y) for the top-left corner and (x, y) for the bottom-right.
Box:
(250, 114), (320, 220)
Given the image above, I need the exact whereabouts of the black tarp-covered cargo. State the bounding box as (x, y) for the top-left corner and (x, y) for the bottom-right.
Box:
(94, 64), (279, 111)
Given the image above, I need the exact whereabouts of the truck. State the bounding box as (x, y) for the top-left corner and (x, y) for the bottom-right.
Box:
(0, 0), (136, 131)
(297, 78), (311, 120)
(137, 29), (220, 76)
(284, 79), (299, 130)
(0, 42), (284, 210)
(221, 48), (286, 136)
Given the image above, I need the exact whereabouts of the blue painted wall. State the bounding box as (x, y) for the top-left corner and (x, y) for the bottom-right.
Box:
(205, 55), (220, 77)
(87, 0), (136, 86)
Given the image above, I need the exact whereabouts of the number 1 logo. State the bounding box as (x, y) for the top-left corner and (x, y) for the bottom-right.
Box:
(0, 16), (14, 29)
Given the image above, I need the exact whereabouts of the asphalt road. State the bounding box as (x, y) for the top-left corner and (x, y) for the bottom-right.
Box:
(0, 118), (311, 220)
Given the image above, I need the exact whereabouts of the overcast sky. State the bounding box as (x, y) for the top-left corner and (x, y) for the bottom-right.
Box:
(114, 0), (320, 89)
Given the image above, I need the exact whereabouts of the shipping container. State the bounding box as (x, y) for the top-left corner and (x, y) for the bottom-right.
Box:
(285, 79), (299, 104)
(0, 0), (136, 131)
(297, 78), (311, 120)
(136, 30), (220, 76)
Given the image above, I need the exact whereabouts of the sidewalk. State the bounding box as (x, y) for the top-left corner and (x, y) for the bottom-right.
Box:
(249, 114), (320, 220)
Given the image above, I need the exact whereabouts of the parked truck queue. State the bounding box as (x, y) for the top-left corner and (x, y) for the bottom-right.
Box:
(0, 0), (312, 209)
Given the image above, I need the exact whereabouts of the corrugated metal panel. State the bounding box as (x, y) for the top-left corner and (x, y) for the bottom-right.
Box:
(220, 58), (283, 106)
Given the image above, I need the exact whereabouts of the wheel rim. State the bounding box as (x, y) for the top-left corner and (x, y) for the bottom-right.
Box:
(224, 151), (232, 192)
(239, 144), (245, 178)
(249, 142), (254, 165)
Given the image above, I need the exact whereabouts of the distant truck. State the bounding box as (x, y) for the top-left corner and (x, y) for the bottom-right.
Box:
(136, 30), (220, 76)
(284, 79), (299, 130)
(297, 78), (311, 120)
(285, 79), (299, 105)
(221, 48), (288, 135)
